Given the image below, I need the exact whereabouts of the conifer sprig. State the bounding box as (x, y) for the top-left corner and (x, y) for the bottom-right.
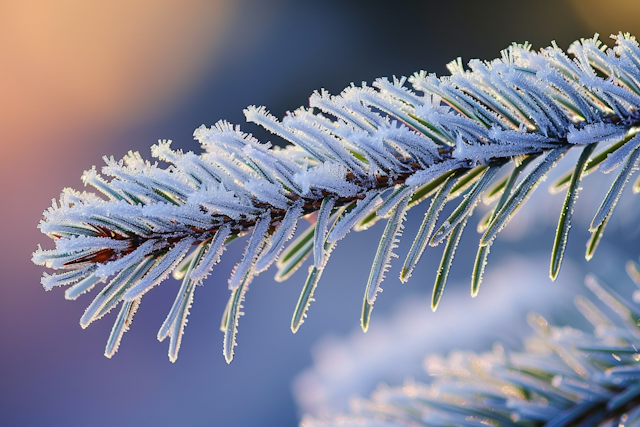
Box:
(300, 262), (640, 427)
(33, 33), (640, 362)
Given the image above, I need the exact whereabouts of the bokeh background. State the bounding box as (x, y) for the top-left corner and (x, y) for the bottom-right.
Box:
(2, 0), (640, 426)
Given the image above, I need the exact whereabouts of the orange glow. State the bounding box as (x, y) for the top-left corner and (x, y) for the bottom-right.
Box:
(568, 0), (640, 40)
(0, 0), (234, 148)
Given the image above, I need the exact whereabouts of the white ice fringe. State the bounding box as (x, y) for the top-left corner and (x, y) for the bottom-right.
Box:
(228, 213), (271, 290)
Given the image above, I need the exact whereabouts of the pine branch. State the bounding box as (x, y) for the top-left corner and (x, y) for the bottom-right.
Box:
(300, 262), (640, 427)
(33, 33), (640, 362)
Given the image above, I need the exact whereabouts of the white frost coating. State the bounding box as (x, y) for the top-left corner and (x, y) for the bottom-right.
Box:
(82, 167), (123, 201)
(192, 183), (260, 219)
(40, 266), (96, 291)
(244, 105), (327, 161)
(537, 67), (597, 122)
(190, 225), (231, 282)
(373, 76), (424, 107)
(314, 197), (336, 268)
(376, 185), (414, 218)
(32, 247), (97, 270)
(567, 122), (629, 145)
(283, 109), (368, 178)
(124, 238), (195, 300)
(64, 274), (103, 300)
(600, 132), (640, 173)
(294, 162), (360, 197)
(405, 160), (466, 187)
(199, 152), (256, 196)
(157, 243), (207, 358)
(94, 239), (158, 279)
(81, 258), (156, 328)
(310, 89), (376, 133)
(228, 213), (271, 290)
(243, 179), (290, 209)
(489, 126), (556, 147)
(417, 102), (489, 143)
(55, 236), (132, 254)
(196, 121), (268, 155)
(376, 122), (440, 166)
(348, 128), (408, 173)
(104, 299), (140, 358)
(142, 202), (215, 230)
(327, 192), (383, 243)
(167, 281), (196, 363)
(254, 199), (304, 273)
(366, 194), (411, 304)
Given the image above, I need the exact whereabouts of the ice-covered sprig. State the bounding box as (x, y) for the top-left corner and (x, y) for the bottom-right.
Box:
(34, 33), (640, 362)
(301, 261), (640, 427)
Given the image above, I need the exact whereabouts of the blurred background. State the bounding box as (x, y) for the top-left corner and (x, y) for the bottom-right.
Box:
(2, 0), (640, 426)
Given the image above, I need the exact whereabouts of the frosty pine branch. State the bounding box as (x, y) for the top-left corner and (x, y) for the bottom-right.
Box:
(34, 33), (640, 363)
(302, 261), (640, 427)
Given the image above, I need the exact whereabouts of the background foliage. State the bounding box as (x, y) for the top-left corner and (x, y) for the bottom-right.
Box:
(3, 0), (640, 426)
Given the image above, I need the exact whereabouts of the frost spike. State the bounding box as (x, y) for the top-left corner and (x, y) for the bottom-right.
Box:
(585, 213), (609, 261)
(157, 242), (207, 344)
(327, 191), (382, 243)
(551, 143), (597, 280)
(401, 171), (459, 283)
(82, 257), (157, 328)
(223, 272), (251, 364)
(291, 267), (323, 334)
(124, 238), (195, 300)
(65, 274), (102, 301)
(481, 147), (566, 246)
(228, 213), (271, 290)
(313, 196), (336, 268)
(254, 199), (303, 273)
(105, 299), (140, 358)
(431, 164), (501, 246)
(365, 194), (411, 306)
(590, 145), (640, 231)
(550, 136), (632, 194)
(276, 222), (315, 270)
(190, 225), (231, 282)
(432, 219), (467, 312)
(471, 155), (535, 296)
